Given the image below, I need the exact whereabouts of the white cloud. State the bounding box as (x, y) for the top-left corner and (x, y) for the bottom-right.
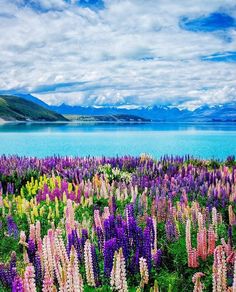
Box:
(0, 0), (236, 108)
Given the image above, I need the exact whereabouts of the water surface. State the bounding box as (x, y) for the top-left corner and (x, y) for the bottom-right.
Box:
(0, 122), (235, 159)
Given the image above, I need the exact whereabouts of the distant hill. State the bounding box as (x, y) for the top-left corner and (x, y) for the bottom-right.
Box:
(65, 114), (151, 122)
(0, 95), (67, 122)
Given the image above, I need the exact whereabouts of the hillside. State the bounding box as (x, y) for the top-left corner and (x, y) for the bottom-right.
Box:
(0, 95), (67, 122)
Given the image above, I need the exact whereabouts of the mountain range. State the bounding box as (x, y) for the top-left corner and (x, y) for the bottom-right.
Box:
(19, 94), (236, 122)
(1, 93), (236, 122)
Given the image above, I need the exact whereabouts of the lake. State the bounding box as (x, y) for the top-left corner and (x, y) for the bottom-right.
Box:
(0, 122), (235, 159)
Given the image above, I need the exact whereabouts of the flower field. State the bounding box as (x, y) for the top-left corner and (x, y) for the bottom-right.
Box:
(0, 155), (236, 291)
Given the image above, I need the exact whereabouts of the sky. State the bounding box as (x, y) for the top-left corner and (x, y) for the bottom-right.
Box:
(0, 0), (236, 109)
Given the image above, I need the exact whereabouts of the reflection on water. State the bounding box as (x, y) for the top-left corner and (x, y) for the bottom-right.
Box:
(0, 122), (235, 158)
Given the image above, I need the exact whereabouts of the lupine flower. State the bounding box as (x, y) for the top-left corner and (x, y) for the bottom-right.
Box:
(197, 227), (207, 261)
(153, 249), (162, 268)
(24, 264), (37, 292)
(6, 216), (19, 239)
(192, 272), (204, 292)
(165, 218), (178, 242)
(104, 238), (118, 277)
(212, 245), (227, 292)
(12, 276), (24, 292)
(139, 257), (149, 288)
(208, 225), (216, 255)
(84, 239), (96, 287)
(110, 248), (128, 292)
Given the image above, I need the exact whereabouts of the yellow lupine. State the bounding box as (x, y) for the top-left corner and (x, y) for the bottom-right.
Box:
(33, 206), (39, 217)
(3, 198), (10, 208)
(40, 206), (45, 217)
(31, 211), (35, 224)
(63, 192), (67, 203)
(55, 197), (60, 218)
(16, 196), (23, 215)
(46, 194), (50, 205)
(68, 182), (73, 193)
(48, 206), (52, 220)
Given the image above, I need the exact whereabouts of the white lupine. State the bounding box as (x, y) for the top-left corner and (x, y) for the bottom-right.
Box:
(139, 257), (149, 288)
(110, 248), (128, 292)
(84, 239), (96, 287)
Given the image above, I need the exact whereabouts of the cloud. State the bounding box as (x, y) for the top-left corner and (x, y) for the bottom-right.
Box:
(0, 0), (236, 108)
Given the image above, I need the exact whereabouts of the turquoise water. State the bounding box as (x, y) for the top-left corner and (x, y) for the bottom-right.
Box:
(0, 122), (235, 159)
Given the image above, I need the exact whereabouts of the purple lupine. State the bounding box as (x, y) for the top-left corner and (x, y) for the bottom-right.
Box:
(0, 263), (13, 288)
(146, 216), (155, 249)
(6, 182), (14, 194)
(116, 227), (129, 262)
(81, 229), (88, 247)
(96, 227), (104, 252)
(34, 252), (42, 285)
(7, 216), (19, 239)
(143, 227), (152, 271)
(104, 238), (117, 277)
(165, 218), (178, 241)
(27, 239), (36, 263)
(91, 244), (100, 286)
(67, 229), (83, 263)
(153, 249), (163, 268)
(12, 276), (24, 292)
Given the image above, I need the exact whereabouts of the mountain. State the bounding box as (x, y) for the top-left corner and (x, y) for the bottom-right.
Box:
(0, 95), (68, 122)
(17, 93), (51, 109)
(16, 93), (236, 122)
(50, 104), (191, 121)
(50, 103), (236, 122)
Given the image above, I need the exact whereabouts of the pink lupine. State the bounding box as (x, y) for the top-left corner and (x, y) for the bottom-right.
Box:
(229, 205), (236, 225)
(186, 219), (199, 268)
(94, 209), (103, 229)
(188, 248), (199, 268)
(221, 238), (232, 257)
(213, 245), (227, 292)
(186, 219), (192, 253)
(197, 227), (207, 261)
(35, 220), (43, 256)
(207, 225), (216, 255)
(197, 212), (204, 232)
(65, 199), (75, 236)
(24, 264), (37, 292)
(192, 272), (204, 292)
(103, 206), (110, 220)
(232, 253), (236, 292)
(42, 266), (54, 292)
(29, 224), (36, 242)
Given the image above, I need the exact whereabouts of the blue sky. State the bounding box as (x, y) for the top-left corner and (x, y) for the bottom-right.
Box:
(0, 0), (236, 109)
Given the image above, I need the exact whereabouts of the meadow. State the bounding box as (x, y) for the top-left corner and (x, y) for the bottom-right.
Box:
(0, 154), (236, 291)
